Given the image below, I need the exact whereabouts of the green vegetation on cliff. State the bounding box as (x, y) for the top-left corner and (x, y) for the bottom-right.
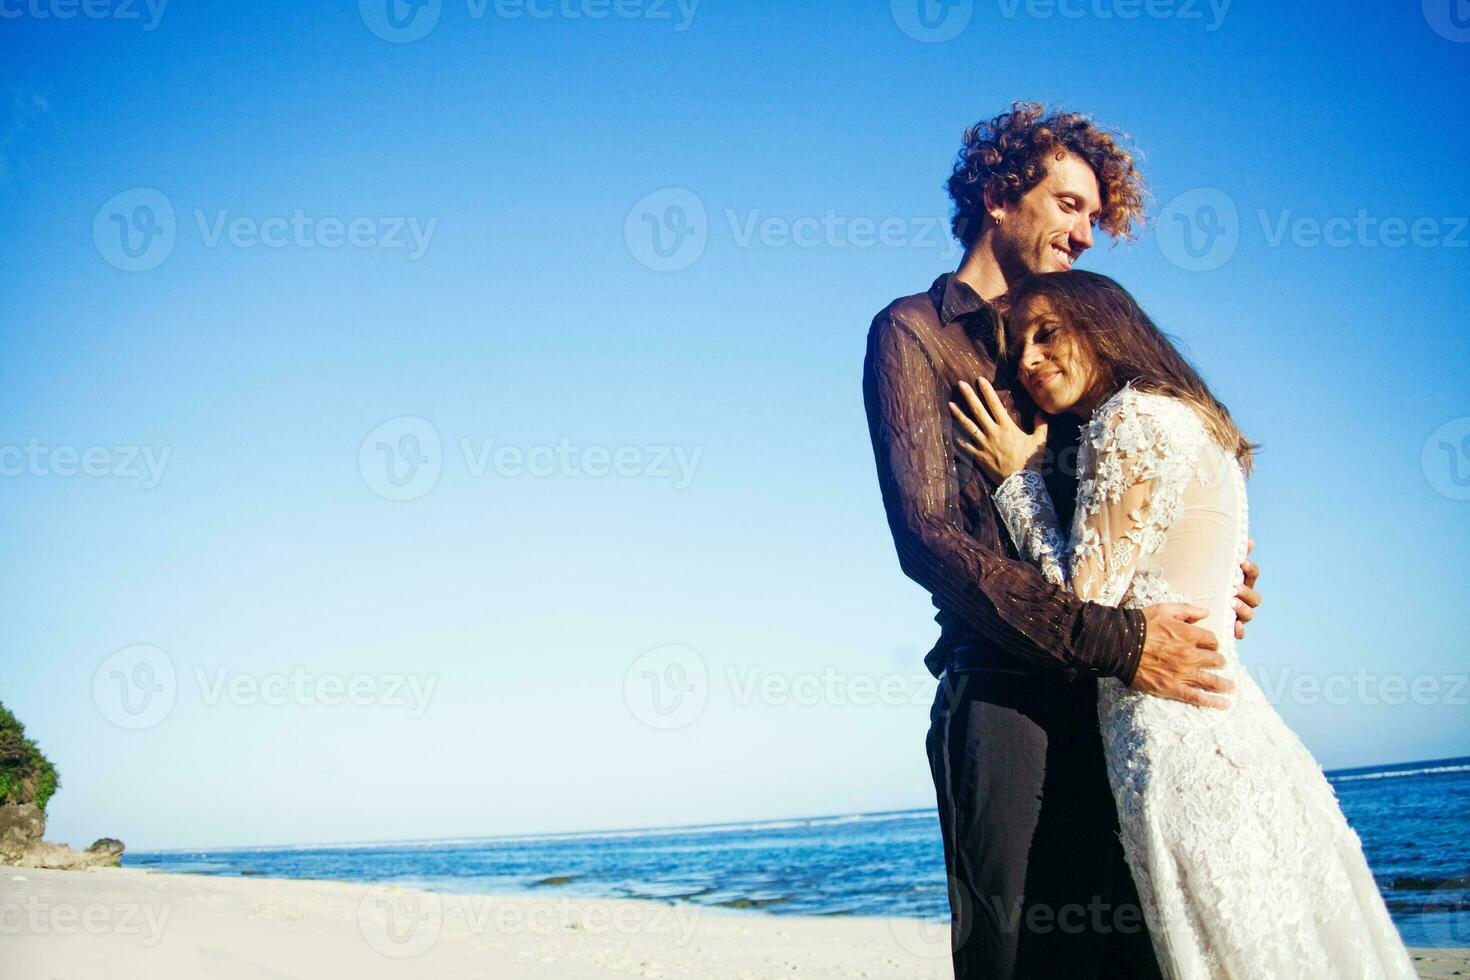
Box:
(0, 702), (59, 811)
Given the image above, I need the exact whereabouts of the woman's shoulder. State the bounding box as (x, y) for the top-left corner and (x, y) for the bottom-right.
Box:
(1086, 385), (1212, 458)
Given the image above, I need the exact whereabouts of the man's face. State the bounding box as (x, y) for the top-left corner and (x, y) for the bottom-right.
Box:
(992, 150), (1102, 277)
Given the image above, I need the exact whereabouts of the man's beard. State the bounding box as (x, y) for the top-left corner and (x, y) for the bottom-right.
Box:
(993, 228), (1045, 288)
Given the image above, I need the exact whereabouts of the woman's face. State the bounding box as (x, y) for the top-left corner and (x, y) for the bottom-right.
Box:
(1008, 294), (1106, 417)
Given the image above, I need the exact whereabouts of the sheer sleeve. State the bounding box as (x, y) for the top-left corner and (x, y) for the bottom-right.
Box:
(993, 470), (1070, 590)
(862, 307), (1145, 682)
(1069, 389), (1211, 608)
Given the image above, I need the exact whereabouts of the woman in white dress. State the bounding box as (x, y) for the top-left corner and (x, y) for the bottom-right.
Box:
(947, 270), (1417, 980)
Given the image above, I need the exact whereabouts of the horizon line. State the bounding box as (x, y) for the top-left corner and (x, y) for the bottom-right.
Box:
(127, 753), (1470, 856)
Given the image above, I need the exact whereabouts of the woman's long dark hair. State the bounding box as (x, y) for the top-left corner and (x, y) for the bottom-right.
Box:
(1002, 270), (1258, 474)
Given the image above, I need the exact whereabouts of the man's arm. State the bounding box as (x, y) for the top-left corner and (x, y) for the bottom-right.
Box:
(861, 309), (1144, 681)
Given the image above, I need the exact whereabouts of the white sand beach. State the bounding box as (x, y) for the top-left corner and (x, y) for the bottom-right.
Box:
(1, 867), (1463, 979)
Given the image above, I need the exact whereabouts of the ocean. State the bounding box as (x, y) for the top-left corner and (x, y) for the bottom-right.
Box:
(127, 756), (1470, 948)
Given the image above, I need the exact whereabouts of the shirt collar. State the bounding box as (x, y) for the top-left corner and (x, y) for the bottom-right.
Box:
(929, 273), (1000, 352)
(937, 273), (989, 324)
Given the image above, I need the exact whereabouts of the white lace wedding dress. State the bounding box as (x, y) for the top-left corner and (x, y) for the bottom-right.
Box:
(991, 385), (1417, 980)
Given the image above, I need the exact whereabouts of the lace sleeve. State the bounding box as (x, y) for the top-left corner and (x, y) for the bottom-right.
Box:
(1070, 389), (1209, 607)
(993, 470), (1070, 589)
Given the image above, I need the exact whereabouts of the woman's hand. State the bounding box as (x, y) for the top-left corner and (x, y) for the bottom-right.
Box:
(948, 378), (1049, 484)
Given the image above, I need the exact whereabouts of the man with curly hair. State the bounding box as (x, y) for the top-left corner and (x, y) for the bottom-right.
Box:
(861, 103), (1263, 978)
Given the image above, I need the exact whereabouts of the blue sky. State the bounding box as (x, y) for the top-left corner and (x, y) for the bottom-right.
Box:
(1, 1), (1467, 851)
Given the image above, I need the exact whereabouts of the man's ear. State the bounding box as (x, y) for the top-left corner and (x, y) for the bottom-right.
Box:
(981, 180), (1007, 228)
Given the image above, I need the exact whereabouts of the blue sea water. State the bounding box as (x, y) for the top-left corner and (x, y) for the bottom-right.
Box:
(128, 757), (1470, 947)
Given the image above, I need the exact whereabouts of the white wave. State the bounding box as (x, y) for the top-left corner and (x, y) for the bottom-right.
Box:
(1327, 762), (1470, 783)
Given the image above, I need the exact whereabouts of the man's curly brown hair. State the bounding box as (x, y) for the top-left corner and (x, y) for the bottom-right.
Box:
(947, 102), (1147, 246)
